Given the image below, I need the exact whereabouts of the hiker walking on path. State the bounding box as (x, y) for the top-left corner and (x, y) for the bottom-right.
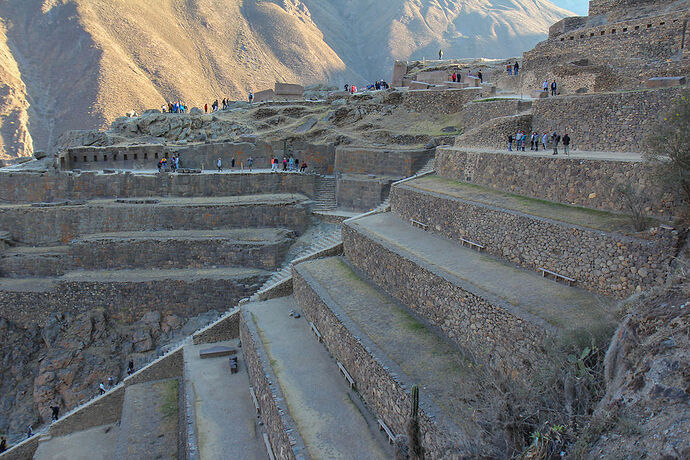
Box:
(551, 132), (561, 155)
(478, 70), (483, 83)
(217, 158), (222, 172)
(508, 134), (514, 151)
(248, 157), (254, 172)
(231, 158), (236, 170)
(99, 382), (106, 395)
(543, 80), (549, 93)
(50, 405), (60, 421)
(542, 132), (549, 150)
(0, 436), (7, 452)
(249, 92), (254, 103)
(127, 360), (135, 375)
(551, 80), (557, 96)
(514, 61), (519, 75)
(562, 133), (571, 155)
(26, 426), (32, 439)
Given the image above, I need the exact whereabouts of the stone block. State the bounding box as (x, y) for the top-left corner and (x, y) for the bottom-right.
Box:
(275, 82), (304, 97)
(392, 60), (408, 87)
(646, 76), (686, 88)
(408, 81), (432, 90)
(253, 89), (274, 103)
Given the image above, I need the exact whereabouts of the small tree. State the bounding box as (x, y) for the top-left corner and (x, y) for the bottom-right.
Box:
(645, 91), (690, 223)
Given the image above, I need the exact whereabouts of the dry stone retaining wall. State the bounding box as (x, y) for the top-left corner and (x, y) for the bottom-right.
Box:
(293, 265), (468, 459)
(342, 223), (548, 377)
(435, 148), (680, 216)
(391, 184), (677, 298)
(531, 87), (687, 152)
(336, 175), (393, 212)
(455, 114), (533, 150)
(0, 200), (309, 246)
(0, 272), (266, 327)
(0, 170), (318, 204)
(402, 88), (482, 114)
(334, 146), (433, 177)
(240, 309), (308, 460)
(192, 309), (240, 345)
(460, 99), (533, 130)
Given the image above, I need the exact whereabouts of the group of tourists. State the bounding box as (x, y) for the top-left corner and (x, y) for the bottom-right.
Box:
(508, 131), (571, 155)
(163, 101), (188, 113)
(365, 80), (390, 91)
(542, 80), (558, 96)
(271, 155), (308, 172)
(157, 155), (180, 172)
(217, 156), (254, 172)
(451, 70), (483, 83)
(344, 84), (358, 94)
(506, 61), (520, 75)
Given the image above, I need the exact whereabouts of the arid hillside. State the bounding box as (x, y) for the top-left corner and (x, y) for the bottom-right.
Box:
(0, 0), (571, 159)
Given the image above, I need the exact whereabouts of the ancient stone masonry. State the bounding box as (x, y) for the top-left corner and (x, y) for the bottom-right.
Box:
(0, 170), (318, 204)
(293, 265), (469, 458)
(588, 0), (677, 18)
(460, 99), (533, 130)
(335, 146), (433, 178)
(0, 197), (310, 245)
(401, 88), (482, 114)
(391, 184), (677, 298)
(341, 223), (548, 376)
(239, 310), (309, 460)
(0, 270), (267, 327)
(435, 148), (681, 217)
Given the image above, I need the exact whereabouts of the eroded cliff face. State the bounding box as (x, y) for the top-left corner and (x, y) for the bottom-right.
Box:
(0, 0), (570, 158)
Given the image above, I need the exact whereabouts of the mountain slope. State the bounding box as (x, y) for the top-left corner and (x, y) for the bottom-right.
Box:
(0, 0), (571, 159)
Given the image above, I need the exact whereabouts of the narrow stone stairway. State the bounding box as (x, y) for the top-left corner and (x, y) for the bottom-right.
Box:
(313, 175), (337, 212)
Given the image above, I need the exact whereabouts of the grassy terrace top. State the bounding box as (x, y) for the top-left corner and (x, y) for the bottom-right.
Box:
(405, 175), (648, 234)
(298, 257), (485, 441)
(74, 228), (293, 243)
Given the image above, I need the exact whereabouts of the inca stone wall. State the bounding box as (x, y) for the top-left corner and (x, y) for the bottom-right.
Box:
(0, 170), (318, 204)
(65, 140), (336, 175)
(293, 266), (467, 459)
(70, 231), (293, 271)
(523, 12), (689, 74)
(342, 223), (548, 377)
(531, 87), (686, 152)
(192, 310), (240, 345)
(455, 114), (533, 150)
(401, 88), (482, 114)
(588, 0), (671, 17)
(0, 199), (309, 245)
(0, 271), (267, 327)
(240, 310), (308, 460)
(435, 148), (681, 216)
(460, 99), (533, 130)
(334, 146), (433, 177)
(391, 185), (677, 298)
(336, 175), (392, 212)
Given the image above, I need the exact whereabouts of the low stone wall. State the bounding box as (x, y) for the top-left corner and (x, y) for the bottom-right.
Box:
(70, 233), (293, 271)
(0, 199), (310, 246)
(293, 265), (469, 458)
(402, 88), (482, 114)
(240, 309), (308, 460)
(455, 114), (533, 150)
(0, 435), (40, 459)
(0, 170), (318, 204)
(460, 99), (533, 130)
(334, 146), (433, 177)
(531, 87), (687, 152)
(391, 184), (677, 298)
(435, 147), (680, 216)
(192, 309), (240, 345)
(1, 249), (68, 277)
(0, 272), (266, 327)
(342, 223), (548, 377)
(336, 175), (392, 212)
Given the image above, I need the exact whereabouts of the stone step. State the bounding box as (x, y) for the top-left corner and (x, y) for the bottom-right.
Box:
(244, 297), (390, 459)
(293, 257), (484, 457)
(343, 212), (615, 375)
(114, 378), (181, 460)
(389, 174), (676, 298)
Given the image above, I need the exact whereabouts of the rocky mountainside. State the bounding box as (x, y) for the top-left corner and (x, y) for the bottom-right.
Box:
(0, 0), (571, 159)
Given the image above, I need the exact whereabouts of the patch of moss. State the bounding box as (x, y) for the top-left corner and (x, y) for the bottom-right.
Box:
(161, 379), (179, 419)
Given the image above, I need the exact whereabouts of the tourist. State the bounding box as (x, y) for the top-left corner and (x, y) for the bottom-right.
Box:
(452, 72), (457, 82)
(551, 132), (561, 155)
(295, 158), (300, 171)
(248, 157), (254, 172)
(0, 436), (7, 452)
(99, 382), (106, 395)
(542, 132), (549, 151)
(26, 426), (32, 439)
(562, 133), (571, 155)
(231, 158), (236, 170)
(217, 158), (222, 171)
(271, 157), (276, 172)
(50, 404), (60, 421)
(108, 376), (114, 387)
(508, 134), (514, 151)
(288, 156), (294, 171)
(300, 161), (308, 172)
(530, 132), (538, 150)
(542, 80), (549, 93)
(344, 84), (349, 92)
(551, 80), (557, 96)
(127, 360), (135, 375)
(521, 132), (527, 151)
(507, 64), (512, 74)
(283, 157), (288, 171)
(204, 103), (208, 113)
(249, 92), (254, 104)
(478, 70), (483, 83)
(514, 61), (519, 75)
(438, 49), (443, 60)
(515, 130), (522, 150)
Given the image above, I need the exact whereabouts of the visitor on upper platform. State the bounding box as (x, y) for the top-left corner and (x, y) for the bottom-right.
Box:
(217, 157), (222, 171)
(438, 49), (443, 60)
(249, 92), (254, 103)
(478, 70), (483, 83)
(513, 61), (519, 76)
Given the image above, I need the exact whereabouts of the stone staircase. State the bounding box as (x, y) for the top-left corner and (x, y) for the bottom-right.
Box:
(313, 175), (337, 212)
(249, 228), (342, 301)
